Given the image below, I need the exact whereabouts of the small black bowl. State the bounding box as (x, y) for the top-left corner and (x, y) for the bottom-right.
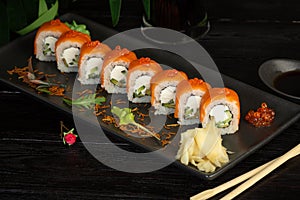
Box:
(259, 59), (300, 104)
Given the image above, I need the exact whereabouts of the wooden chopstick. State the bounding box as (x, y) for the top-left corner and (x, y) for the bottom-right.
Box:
(190, 159), (275, 200)
(220, 143), (300, 199)
(190, 143), (300, 200)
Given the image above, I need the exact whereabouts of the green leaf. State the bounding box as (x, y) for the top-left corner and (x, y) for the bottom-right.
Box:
(16, 0), (58, 35)
(63, 94), (106, 109)
(36, 87), (52, 94)
(38, 0), (48, 17)
(111, 106), (135, 125)
(64, 20), (90, 36)
(7, 0), (28, 31)
(109, 0), (121, 27)
(142, 0), (150, 20)
(0, 1), (9, 46)
(111, 106), (160, 140)
(197, 12), (208, 27)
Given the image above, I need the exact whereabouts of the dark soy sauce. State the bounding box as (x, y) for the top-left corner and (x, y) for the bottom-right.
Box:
(274, 70), (300, 97)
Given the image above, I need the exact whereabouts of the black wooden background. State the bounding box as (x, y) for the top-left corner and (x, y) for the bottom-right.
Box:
(59, 0), (300, 28)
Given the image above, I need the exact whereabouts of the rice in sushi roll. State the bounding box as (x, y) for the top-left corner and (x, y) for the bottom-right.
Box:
(101, 46), (137, 94)
(200, 88), (240, 134)
(55, 30), (91, 73)
(34, 19), (70, 62)
(127, 57), (163, 103)
(78, 41), (111, 85)
(175, 78), (211, 125)
(150, 69), (188, 115)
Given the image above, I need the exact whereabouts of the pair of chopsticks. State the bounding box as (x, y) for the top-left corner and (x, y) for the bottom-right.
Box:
(191, 143), (300, 200)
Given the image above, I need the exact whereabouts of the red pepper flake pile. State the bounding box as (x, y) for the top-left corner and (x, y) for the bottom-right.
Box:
(245, 102), (275, 127)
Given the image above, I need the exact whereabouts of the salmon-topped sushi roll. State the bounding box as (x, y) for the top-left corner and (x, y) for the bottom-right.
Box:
(175, 78), (211, 125)
(78, 41), (111, 85)
(150, 69), (188, 115)
(55, 30), (91, 73)
(127, 57), (163, 103)
(101, 46), (137, 94)
(200, 88), (240, 134)
(34, 19), (70, 62)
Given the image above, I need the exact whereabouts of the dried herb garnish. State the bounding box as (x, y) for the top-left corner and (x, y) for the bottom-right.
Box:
(111, 106), (160, 141)
(36, 85), (65, 96)
(7, 57), (65, 96)
(63, 94), (106, 109)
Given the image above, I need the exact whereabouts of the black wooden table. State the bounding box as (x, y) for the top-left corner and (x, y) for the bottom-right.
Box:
(1, 13), (300, 200)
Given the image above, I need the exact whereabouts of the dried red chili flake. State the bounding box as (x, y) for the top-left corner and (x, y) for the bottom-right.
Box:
(245, 102), (275, 127)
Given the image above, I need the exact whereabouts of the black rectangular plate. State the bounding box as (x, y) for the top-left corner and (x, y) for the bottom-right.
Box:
(1, 13), (299, 180)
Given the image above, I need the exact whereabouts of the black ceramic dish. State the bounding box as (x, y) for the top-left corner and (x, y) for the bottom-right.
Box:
(259, 59), (300, 104)
(1, 13), (300, 180)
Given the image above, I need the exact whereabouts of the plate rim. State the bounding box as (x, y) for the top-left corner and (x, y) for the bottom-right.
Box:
(258, 58), (300, 100)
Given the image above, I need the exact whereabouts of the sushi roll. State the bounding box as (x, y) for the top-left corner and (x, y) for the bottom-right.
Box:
(55, 30), (91, 73)
(78, 41), (111, 85)
(200, 88), (240, 134)
(101, 46), (137, 93)
(175, 78), (211, 125)
(127, 57), (163, 103)
(151, 69), (188, 115)
(34, 19), (70, 62)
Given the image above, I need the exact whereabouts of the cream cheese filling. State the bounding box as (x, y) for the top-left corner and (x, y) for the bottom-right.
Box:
(133, 75), (151, 97)
(209, 104), (231, 124)
(43, 36), (57, 56)
(110, 65), (127, 87)
(84, 57), (103, 79)
(184, 95), (201, 119)
(160, 86), (176, 105)
(62, 47), (80, 67)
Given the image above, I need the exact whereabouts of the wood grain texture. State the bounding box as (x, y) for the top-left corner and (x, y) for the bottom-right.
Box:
(0, 92), (299, 199)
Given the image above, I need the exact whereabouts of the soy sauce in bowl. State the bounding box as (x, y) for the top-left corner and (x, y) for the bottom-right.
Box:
(273, 70), (300, 97)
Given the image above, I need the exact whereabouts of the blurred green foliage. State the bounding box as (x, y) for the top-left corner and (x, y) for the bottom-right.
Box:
(0, 0), (149, 46)
(0, 0), (57, 47)
(109, 0), (150, 27)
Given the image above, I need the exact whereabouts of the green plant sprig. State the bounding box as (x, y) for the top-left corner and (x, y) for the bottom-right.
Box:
(65, 20), (90, 36)
(111, 106), (160, 141)
(16, 0), (58, 35)
(63, 94), (106, 109)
